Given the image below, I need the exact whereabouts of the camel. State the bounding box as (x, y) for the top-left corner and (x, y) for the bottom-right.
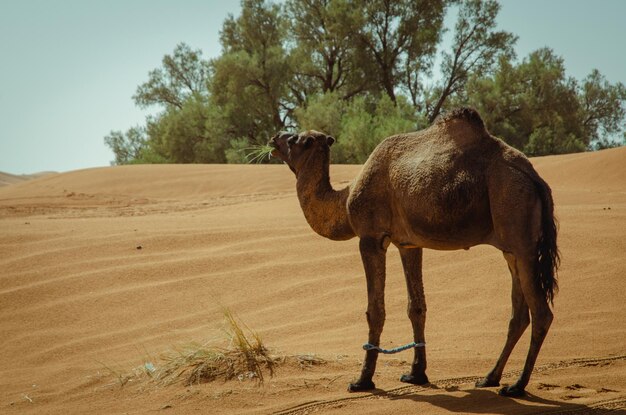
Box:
(269, 107), (559, 397)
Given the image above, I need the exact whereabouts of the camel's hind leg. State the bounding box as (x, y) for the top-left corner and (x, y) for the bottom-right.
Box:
(499, 254), (553, 397)
(483, 163), (555, 396)
(398, 247), (429, 385)
(476, 252), (530, 388)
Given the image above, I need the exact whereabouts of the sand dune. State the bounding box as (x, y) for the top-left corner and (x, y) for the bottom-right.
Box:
(0, 147), (625, 414)
(0, 171), (55, 187)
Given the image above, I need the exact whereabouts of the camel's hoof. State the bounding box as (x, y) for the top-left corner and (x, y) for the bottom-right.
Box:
(498, 384), (526, 397)
(475, 377), (500, 388)
(400, 372), (429, 385)
(348, 379), (375, 392)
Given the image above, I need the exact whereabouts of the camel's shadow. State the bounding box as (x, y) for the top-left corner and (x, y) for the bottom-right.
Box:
(369, 384), (600, 415)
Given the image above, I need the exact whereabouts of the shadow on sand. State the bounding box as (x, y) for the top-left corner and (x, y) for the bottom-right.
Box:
(368, 384), (619, 415)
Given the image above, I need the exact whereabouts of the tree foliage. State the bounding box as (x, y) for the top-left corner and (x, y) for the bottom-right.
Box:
(105, 0), (626, 165)
(358, 0), (447, 104)
(213, 0), (291, 141)
(428, 0), (516, 122)
(580, 69), (626, 148)
(296, 92), (418, 162)
(104, 126), (153, 165)
(285, 0), (369, 102)
(133, 43), (210, 110)
(460, 48), (626, 155)
(146, 96), (227, 163)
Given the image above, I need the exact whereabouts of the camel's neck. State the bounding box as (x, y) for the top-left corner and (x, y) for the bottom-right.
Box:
(295, 151), (355, 241)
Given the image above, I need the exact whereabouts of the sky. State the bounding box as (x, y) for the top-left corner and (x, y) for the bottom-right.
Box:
(1, 0), (625, 174)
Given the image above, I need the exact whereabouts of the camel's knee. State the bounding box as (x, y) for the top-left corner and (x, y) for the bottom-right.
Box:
(509, 309), (530, 332)
(366, 307), (385, 324)
(544, 308), (554, 325)
(407, 300), (426, 322)
(531, 307), (553, 337)
(539, 308), (553, 329)
(366, 305), (386, 334)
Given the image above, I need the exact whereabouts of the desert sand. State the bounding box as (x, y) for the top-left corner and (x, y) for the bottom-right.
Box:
(0, 147), (624, 414)
(0, 171), (55, 188)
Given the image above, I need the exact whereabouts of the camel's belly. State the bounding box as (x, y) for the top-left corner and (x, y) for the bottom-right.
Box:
(391, 231), (489, 251)
(391, 221), (492, 250)
(388, 194), (494, 250)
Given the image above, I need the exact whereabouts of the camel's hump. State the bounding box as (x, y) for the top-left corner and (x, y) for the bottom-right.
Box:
(436, 107), (485, 130)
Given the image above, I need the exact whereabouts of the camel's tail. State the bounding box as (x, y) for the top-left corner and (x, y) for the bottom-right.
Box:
(534, 175), (560, 306)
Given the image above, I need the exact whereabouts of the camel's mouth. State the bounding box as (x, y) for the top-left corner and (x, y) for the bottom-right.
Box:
(268, 141), (281, 159)
(268, 134), (290, 161)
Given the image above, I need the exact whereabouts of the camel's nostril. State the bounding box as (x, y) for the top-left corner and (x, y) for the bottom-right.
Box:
(269, 134), (281, 148)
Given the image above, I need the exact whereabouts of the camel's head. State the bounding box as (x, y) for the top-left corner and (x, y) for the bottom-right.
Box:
(269, 130), (335, 175)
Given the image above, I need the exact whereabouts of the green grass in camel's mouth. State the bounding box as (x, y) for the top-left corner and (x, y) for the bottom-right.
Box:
(243, 144), (275, 164)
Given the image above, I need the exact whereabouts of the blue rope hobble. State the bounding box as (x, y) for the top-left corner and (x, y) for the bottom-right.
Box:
(363, 341), (426, 354)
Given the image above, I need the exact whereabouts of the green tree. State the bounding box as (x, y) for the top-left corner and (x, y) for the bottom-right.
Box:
(296, 92), (417, 163)
(104, 126), (147, 165)
(357, 0), (447, 104)
(460, 48), (624, 155)
(339, 94), (416, 162)
(106, 0), (626, 166)
(133, 43), (210, 110)
(285, 0), (370, 103)
(452, 55), (524, 146)
(145, 96), (227, 163)
(208, 0), (292, 160)
(462, 49), (579, 154)
(428, 0), (516, 122)
(579, 69), (626, 148)
(519, 49), (584, 154)
(129, 42), (228, 164)
(294, 91), (346, 137)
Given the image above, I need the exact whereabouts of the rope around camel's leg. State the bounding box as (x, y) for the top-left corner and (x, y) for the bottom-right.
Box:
(362, 341), (426, 354)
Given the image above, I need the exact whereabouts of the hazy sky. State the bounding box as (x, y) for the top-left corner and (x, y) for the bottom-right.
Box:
(1, 0), (625, 174)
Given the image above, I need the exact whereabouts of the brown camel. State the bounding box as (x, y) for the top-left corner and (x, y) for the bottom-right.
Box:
(269, 107), (559, 397)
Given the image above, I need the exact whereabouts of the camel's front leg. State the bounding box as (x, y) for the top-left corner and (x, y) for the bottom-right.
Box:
(398, 247), (429, 385)
(348, 236), (387, 392)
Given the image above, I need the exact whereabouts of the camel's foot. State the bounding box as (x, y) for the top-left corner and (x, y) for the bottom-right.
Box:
(498, 384), (526, 397)
(400, 372), (429, 385)
(475, 377), (500, 388)
(348, 379), (375, 392)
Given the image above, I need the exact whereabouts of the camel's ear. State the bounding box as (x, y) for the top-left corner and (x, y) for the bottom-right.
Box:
(326, 135), (335, 147)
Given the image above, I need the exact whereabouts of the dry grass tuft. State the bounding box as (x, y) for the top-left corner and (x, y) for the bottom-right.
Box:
(153, 310), (276, 385)
(100, 309), (328, 388)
